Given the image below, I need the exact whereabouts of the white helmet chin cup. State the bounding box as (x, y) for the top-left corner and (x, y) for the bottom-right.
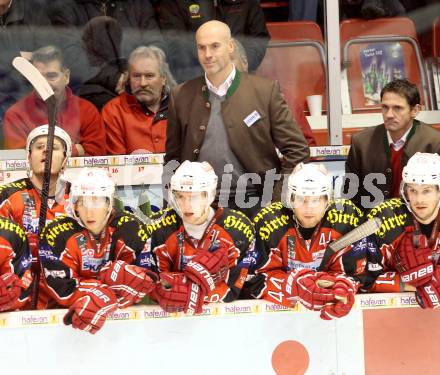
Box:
(168, 161), (218, 216)
(284, 162), (332, 209)
(67, 168), (115, 227)
(401, 152), (440, 209)
(26, 124), (73, 158)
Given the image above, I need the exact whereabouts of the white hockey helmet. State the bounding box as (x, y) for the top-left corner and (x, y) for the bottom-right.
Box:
(401, 152), (440, 207)
(284, 162), (332, 208)
(67, 168), (115, 225)
(401, 152), (440, 186)
(26, 124), (72, 158)
(169, 161), (218, 214)
(69, 167), (115, 203)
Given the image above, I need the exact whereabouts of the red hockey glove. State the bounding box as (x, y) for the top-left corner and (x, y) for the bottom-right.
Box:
(394, 233), (434, 287)
(320, 274), (358, 320)
(154, 273), (205, 315)
(416, 267), (440, 309)
(284, 269), (336, 311)
(0, 273), (21, 312)
(63, 285), (118, 334)
(99, 260), (158, 308)
(184, 247), (229, 294)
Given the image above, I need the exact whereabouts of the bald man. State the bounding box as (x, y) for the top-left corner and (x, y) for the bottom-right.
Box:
(158, 0), (269, 82)
(165, 21), (309, 218)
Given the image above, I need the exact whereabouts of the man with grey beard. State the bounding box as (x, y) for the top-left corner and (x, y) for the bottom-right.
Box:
(102, 45), (177, 155)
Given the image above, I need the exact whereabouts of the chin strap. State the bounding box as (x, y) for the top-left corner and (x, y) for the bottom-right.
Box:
(412, 210), (440, 247)
(55, 176), (67, 205)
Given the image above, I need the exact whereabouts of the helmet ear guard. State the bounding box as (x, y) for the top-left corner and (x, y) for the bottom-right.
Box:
(168, 161), (218, 217)
(283, 162), (332, 209)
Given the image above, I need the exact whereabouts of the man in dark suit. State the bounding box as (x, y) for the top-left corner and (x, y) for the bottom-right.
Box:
(344, 79), (440, 209)
(165, 20), (309, 218)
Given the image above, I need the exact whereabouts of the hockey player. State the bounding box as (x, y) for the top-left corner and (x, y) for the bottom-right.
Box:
(245, 163), (369, 320)
(39, 168), (156, 333)
(0, 124), (72, 254)
(139, 161), (257, 315)
(0, 216), (32, 311)
(0, 124), (72, 308)
(366, 152), (440, 308)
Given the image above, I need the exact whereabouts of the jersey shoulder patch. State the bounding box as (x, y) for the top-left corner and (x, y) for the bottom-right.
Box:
(0, 178), (30, 202)
(322, 199), (364, 234)
(0, 216), (28, 250)
(365, 198), (409, 245)
(252, 202), (293, 246)
(108, 211), (147, 258)
(39, 215), (83, 255)
(217, 208), (255, 245)
(109, 210), (142, 228)
(144, 208), (181, 245)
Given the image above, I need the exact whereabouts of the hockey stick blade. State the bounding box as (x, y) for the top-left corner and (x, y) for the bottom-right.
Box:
(317, 217), (382, 271)
(12, 56), (54, 101)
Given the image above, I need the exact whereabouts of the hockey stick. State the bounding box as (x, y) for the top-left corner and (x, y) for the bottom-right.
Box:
(317, 217), (382, 272)
(13, 57), (57, 309)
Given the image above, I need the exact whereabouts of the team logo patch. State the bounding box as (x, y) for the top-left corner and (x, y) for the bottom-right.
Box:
(139, 241), (156, 268)
(81, 254), (105, 272)
(39, 244), (59, 261)
(240, 247), (258, 268)
(20, 253), (32, 270)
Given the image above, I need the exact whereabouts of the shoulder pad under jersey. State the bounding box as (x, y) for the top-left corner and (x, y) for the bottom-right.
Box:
(0, 178), (30, 201)
(365, 198), (410, 245)
(0, 216), (30, 277)
(0, 215), (28, 249)
(148, 209), (167, 221)
(322, 199), (364, 234)
(109, 210), (142, 228)
(217, 208), (255, 246)
(143, 208), (181, 243)
(39, 215), (83, 254)
(108, 211), (148, 259)
(252, 202), (294, 245)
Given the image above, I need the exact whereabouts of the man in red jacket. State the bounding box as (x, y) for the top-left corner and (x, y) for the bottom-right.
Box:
(102, 45), (176, 155)
(3, 45), (106, 156)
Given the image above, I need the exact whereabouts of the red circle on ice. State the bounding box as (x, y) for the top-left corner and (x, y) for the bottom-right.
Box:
(271, 340), (310, 375)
